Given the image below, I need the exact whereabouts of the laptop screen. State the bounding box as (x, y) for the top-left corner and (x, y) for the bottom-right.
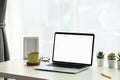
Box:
(52, 32), (95, 66)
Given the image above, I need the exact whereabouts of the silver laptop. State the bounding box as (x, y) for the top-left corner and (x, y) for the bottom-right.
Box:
(36, 32), (95, 74)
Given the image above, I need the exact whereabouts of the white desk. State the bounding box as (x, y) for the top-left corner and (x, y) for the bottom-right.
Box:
(0, 60), (120, 80)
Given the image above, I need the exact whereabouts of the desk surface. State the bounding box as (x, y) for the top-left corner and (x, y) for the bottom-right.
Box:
(0, 60), (120, 80)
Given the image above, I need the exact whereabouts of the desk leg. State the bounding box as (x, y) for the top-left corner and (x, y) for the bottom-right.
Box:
(4, 78), (8, 80)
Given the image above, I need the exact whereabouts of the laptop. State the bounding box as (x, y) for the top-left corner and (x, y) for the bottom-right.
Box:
(36, 32), (95, 74)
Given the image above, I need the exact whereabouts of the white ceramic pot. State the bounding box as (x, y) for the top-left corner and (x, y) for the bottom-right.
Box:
(117, 60), (120, 69)
(97, 59), (104, 67)
(108, 60), (115, 68)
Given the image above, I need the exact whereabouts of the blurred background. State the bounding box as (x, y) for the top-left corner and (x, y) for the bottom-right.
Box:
(6, 0), (120, 66)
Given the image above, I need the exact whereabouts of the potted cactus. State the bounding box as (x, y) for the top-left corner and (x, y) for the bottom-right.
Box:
(107, 53), (116, 68)
(117, 52), (120, 69)
(97, 51), (104, 67)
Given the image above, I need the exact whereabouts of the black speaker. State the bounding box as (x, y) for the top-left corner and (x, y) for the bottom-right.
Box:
(23, 37), (39, 59)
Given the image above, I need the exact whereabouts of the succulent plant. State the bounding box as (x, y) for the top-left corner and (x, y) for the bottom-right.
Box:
(97, 51), (104, 59)
(117, 52), (120, 61)
(108, 53), (116, 60)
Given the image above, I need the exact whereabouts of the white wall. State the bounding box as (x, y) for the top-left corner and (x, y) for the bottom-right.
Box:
(6, 0), (120, 66)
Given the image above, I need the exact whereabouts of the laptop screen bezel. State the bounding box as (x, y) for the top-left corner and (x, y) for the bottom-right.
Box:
(52, 32), (95, 67)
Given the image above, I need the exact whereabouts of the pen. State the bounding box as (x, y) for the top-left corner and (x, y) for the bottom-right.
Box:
(101, 73), (112, 79)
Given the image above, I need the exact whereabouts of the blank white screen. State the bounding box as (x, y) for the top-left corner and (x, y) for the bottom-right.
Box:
(53, 34), (93, 64)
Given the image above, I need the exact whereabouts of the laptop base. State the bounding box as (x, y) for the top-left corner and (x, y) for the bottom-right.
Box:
(35, 64), (89, 74)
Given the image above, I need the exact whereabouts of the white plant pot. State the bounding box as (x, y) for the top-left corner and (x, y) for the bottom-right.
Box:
(97, 59), (104, 67)
(117, 60), (120, 69)
(108, 60), (115, 68)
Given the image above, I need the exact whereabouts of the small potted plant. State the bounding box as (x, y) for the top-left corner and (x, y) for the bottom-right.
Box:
(117, 52), (120, 69)
(97, 51), (104, 67)
(107, 53), (116, 68)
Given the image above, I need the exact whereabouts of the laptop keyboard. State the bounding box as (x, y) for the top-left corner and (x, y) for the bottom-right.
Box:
(47, 63), (85, 69)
